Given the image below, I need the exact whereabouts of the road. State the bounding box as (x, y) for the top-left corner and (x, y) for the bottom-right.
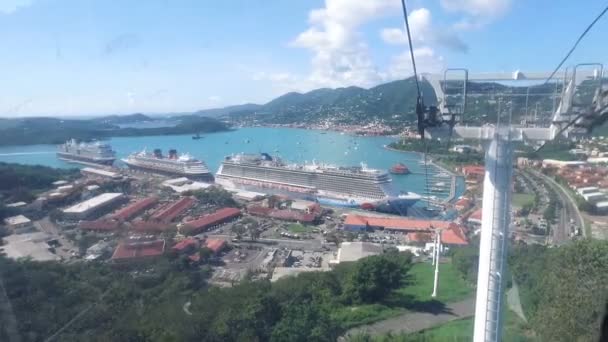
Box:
(342, 296), (475, 339)
(205, 233), (326, 251)
(527, 170), (583, 243)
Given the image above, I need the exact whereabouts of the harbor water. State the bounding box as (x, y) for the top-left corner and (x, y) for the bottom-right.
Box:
(0, 127), (464, 203)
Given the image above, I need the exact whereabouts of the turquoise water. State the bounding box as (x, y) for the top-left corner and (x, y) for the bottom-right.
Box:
(0, 127), (464, 199)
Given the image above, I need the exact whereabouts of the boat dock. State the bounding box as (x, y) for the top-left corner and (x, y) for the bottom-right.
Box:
(411, 160), (458, 204)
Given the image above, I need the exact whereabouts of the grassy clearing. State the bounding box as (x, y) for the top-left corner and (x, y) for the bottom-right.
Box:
(286, 223), (309, 233)
(359, 310), (537, 342)
(512, 193), (534, 208)
(395, 262), (473, 304)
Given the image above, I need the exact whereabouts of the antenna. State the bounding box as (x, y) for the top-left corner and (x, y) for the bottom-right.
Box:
(420, 66), (605, 342)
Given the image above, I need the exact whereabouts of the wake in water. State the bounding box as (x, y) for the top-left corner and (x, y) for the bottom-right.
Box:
(0, 152), (55, 156)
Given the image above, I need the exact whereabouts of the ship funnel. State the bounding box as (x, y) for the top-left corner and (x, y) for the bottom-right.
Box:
(168, 149), (178, 159)
(153, 149), (162, 158)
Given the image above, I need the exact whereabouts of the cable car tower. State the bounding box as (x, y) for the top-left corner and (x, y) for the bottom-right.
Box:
(418, 65), (607, 342)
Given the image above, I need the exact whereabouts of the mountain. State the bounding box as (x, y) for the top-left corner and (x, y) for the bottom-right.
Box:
(212, 76), (577, 127)
(251, 78), (436, 125)
(195, 103), (262, 118)
(0, 116), (229, 146)
(190, 78), (435, 126)
(93, 113), (153, 124)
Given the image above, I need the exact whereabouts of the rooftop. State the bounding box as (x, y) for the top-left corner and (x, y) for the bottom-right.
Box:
(111, 240), (166, 260)
(172, 238), (200, 251)
(63, 193), (124, 214)
(112, 196), (159, 221)
(4, 215), (31, 226)
(205, 239), (226, 253)
(6, 201), (27, 208)
(344, 214), (451, 231)
(81, 167), (120, 178)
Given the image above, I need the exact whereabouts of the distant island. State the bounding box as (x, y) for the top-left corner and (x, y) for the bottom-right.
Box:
(0, 115), (230, 146)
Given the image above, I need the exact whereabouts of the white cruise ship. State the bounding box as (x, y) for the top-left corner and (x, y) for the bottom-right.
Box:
(216, 153), (421, 214)
(57, 139), (116, 165)
(122, 149), (213, 181)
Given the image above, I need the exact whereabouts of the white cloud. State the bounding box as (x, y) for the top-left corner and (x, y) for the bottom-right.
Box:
(380, 8), (468, 52)
(292, 0), (399, 88)
(0, 0), (33, 14)
(441, 0), (512, 29)
(387, 47), (445, 80)
(126, 92), (136, 106)
(208, 95), (221, 103)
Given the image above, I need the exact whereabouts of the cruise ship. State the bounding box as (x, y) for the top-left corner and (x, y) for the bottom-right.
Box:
(57, 139), (116, 165)
(122, 149), (213, 181)
(215, 153), (421, 214)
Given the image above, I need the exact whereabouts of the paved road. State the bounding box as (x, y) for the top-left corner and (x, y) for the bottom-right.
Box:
(527, 170), (583, 242)
(205, 233), (326, 251)
(342, 296), (476, 339)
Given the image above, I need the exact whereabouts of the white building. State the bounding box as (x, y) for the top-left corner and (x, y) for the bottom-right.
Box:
(582, 192), (607, 204)
(6, 201), (27, 208)
(81, 167), (121, 179)
(577, 186), (599, 196)
(4, 215), (34, 234)
(63, 192), (125, 219)
(595, 201), (608, 214)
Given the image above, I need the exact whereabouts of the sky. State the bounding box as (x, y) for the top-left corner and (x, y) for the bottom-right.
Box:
(0, 0), (607, 117)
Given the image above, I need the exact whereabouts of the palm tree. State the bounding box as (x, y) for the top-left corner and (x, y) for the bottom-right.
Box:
(231, 223), (246, 240)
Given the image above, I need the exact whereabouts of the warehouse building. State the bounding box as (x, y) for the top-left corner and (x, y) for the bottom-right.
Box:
(111, 196), (159, 221)
(4, 215), (34, 234)
(180, 208), (241, 235)
(81, 167), (121, 179)
(150, 197), (196, 223)
(111, 240), (166, 262)
(343, 214), (451, 233)
(63, 193), (126, 219)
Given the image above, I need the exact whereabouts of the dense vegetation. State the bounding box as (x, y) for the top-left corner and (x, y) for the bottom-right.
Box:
(388, 138), (484, 166)
(229, 78), (435, 126)
(0, 251), (416, 341)
(186, 187), (238, 207)
(0, 162), (80, 220)
(0, 115), (229, 146)
(509, 239), (608, 341)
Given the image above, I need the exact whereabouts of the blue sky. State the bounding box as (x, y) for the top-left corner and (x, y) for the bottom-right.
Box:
(0, 0), (607, 117)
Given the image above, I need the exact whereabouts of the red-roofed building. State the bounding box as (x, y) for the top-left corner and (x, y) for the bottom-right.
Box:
(112, 197), (158, 221)
(205, 239), (226, 254)
(151, 197), (196, 223)
(247, 205), (317, 223)
(454, 198), (472, 211)
(468, 208), (483, 225)
(343, 214), (450, 233)
(111, 240), (165, 261)
(407, 224), (468, 246)
(181, 208), (241, 235)
(131, 220), (172, 233)
(442, 223), (468, 245)
(172, 238), (201, 252)
(462, 165), (485, 177)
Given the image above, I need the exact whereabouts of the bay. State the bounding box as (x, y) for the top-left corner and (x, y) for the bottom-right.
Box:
(0, 127), (464, 199)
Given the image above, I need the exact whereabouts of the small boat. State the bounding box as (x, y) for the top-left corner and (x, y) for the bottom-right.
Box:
(435, 182), (446, 187)
(192, 133), (202, 140)
(389, 163), (410, 175)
